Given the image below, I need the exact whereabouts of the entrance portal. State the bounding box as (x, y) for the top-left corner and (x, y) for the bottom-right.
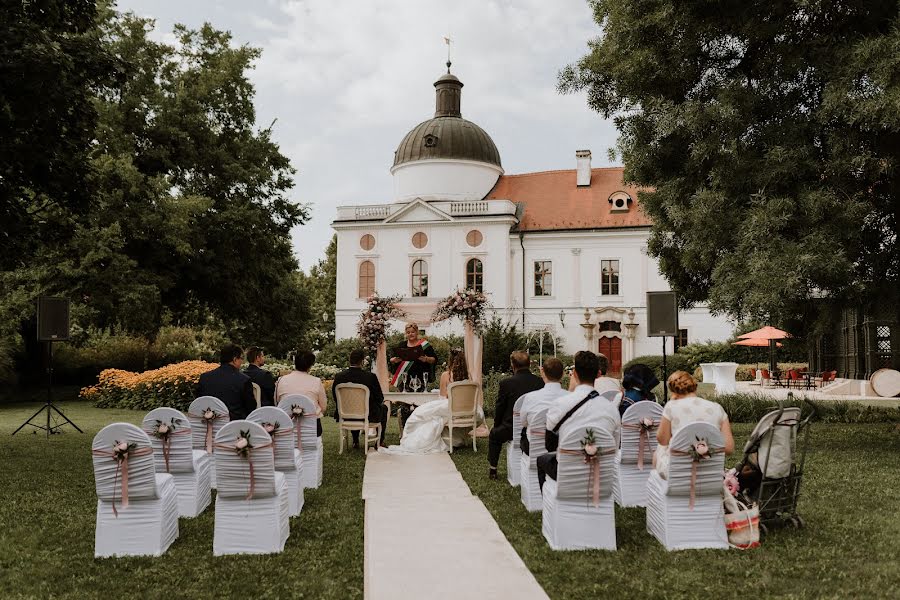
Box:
(598, 337), (623, 377)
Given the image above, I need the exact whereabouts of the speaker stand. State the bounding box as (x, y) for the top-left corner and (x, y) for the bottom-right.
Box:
(661, 337), (669, 404)
(12, 342), (82, 437)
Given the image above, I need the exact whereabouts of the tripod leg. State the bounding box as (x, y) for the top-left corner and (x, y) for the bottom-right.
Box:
(49, 404), (83, 433)
(11, 405), (51, 436)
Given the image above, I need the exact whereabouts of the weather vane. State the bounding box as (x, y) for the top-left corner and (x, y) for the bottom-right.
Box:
(443, 35), (452, 71)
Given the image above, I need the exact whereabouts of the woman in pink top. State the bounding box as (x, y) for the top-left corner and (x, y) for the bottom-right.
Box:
(276, 350), (327, 437)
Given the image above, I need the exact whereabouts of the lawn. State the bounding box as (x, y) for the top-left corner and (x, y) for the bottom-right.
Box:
(452, 421), (900, 599)
(0, 397), (389, 599)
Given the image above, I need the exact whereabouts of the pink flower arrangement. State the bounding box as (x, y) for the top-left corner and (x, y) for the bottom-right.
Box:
(639, 417), (656, 432)
(234, 430), (253, 457)
(357, 293), (406, 357)
(724, 468), (740, 497)
(690, 437), (712, 461)
(202, 409), (215, 421)
(291, 405), (303, 417)
(112, 440), (135, 461)
(432, 288), (491, 332)
(580, 428), (600, 462)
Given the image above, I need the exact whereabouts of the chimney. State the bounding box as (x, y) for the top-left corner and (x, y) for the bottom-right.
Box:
(576, 150), (591, 186)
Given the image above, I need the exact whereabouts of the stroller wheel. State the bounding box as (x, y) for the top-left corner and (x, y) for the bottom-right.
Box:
(759, 523), (768, 536)
(793, 516), (805, 529)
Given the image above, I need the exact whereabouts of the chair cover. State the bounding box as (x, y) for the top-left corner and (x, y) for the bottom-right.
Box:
(213, 421), (290, 555)
(447, 381), (479, 453)
(614, 401), (663, 507)
(142, 408), (211, 518)
(507, 394), (526, 487)
(599, 390), (623, 403)
(92, 423), (179, 557)
(541, 424), (617, 550)
(646, 422), (727, 550)
(334, 383), (380, 454)
(187, 396), (229, 489)
(278, 395), (323, 488)
(520, 409), (549, 512)
(248, 406), (303, 516)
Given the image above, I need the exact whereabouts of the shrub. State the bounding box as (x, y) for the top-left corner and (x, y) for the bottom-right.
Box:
(676, 338), (808, 372)
(622, 354), (692, 383)
(315, 338), (364, 368)
(709, 392), (900, 424)
(83, 360), (217, 411)
(0, 337), (16, 386)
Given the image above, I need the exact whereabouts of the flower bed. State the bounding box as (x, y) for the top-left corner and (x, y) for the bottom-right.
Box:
(81, 360), (217, 411)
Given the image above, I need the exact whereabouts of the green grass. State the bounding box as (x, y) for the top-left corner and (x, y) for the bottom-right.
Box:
(453, 421), (900, 599)
(0, 397), (391, 599)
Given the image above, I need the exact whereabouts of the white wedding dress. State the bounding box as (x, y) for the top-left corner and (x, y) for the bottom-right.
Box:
(382, 396), (484, 455)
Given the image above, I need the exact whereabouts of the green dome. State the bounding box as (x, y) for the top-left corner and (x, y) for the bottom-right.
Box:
(392, 69), (502, 169)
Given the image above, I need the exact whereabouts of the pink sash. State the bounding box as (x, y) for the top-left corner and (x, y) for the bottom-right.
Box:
(214, 441), (274, 500)
(188, 412), (228, 453)
(559, 447), (616, 507)
(670, 446), (723, 509)
(621, 420), (659, 471)
(92, 446), (154, 517)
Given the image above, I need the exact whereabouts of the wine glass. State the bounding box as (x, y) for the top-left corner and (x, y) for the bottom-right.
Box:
(398, 373), (407, 393)
(423, 373), (429, 392)
(410, 377), (421, 393)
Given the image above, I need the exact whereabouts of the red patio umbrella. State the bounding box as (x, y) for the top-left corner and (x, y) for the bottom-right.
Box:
(732, 338), (783, 348)
(737, 326), (794, 371)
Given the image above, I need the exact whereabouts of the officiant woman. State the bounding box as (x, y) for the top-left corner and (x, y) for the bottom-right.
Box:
(390, 323), (437, 423)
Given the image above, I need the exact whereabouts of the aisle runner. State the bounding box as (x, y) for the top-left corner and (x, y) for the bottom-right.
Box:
(363, 452), (549, 600)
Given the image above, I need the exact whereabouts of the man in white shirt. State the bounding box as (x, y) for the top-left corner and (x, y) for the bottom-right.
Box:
(519, 357), (568, 456)
(539, 351), (621, 489)
(593, 353), (621, 395)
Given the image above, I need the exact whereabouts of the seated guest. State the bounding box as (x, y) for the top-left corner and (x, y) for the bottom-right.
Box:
(538, 351), (620, 490)
(488, 351), (544, 480)
(653, 371), (734, 478)
(276, 350), (328, 437)
(244, 346), (275, 407)
(439, 349), (468, 397)
(593, 353), (620, 395)
(519, 357), (568, 456)
(619, 363), (660, 416)
(198, 344), (256, 421)
(332, 349), (387, 448)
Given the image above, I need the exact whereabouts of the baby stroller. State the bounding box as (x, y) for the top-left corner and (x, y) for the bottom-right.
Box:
(735, 394), (817, 533)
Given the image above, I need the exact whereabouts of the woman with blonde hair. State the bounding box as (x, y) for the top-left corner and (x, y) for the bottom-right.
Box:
(653, 371), (734, 478)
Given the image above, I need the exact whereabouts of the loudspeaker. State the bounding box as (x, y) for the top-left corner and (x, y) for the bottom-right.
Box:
(646, 291), (678, 337)
(37, 297), (70, 341)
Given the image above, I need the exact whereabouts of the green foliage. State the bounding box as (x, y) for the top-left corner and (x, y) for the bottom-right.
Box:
(480, 317), (560, 374)
(560, 1), (900, 326)
(710, 393), (900, 424)
(315, 338), (365, 369)
(297, 235), (338, 349)
(622, 354), (692, 383)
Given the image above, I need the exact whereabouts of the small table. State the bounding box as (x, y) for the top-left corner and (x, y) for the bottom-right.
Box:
(383, 392), (441, 438)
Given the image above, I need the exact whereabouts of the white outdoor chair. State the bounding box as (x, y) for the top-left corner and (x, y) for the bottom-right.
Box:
(646, 422), (728, 550)
(92, 423), (179, 558)
(187, 396), (229, 489)
(520, 408), (549, 512)
(141, 407), (211, 518)
(614, 401), (664, 507)
(507, 394), (526, 487)
(213, 420), (290, 556)
(278, 394), (323, 488)
(446, 381), (479, 453)
(600, 390), (623, 404)
(334, 383), (380, 454)
(248, 407), (303, 517)
(542, 424), (618, 551)
(251, 382), (262, 408)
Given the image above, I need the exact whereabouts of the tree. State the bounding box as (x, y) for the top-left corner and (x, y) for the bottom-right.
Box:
(297, 235), (337, 349)
(560, 1), (900, 329)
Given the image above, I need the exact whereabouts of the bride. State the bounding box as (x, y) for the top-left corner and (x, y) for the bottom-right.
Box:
(383, 349), (483, 454)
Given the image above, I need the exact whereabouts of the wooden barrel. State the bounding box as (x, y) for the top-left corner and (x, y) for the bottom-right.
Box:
(870, 369), (900, 398)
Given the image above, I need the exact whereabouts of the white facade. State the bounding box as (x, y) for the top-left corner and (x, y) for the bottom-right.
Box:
(391, 159), (504, 203)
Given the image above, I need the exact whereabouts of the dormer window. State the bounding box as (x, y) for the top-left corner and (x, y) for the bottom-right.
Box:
(609, 191), (632, 212)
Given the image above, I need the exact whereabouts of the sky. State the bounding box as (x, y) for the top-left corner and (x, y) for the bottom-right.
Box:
(116, 0), (619, 269)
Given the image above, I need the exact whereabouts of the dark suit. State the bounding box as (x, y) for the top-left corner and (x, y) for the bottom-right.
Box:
(198, 363), (256, 421)
(245, 364), (276, 407)
(488, 369), (544, 468)
(331, 366), (387, 444)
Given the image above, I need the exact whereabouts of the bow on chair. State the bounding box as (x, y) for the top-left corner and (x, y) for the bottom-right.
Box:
(188, 411), (228, 454)
(214, 440), (274, 500)
(92, 445), (153, 517)
(622, 420), (660, 470)
(559, 447), (616, 507)
(669, 445), (724, 510)
(146, 427), (191, 473)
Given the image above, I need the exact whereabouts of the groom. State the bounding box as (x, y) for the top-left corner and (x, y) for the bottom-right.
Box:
(390, 323), (437, 424)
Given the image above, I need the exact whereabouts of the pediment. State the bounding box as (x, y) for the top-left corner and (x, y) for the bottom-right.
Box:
(384, 199), (452, 223)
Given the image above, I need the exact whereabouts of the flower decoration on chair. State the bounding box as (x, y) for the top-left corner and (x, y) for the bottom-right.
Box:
(262, 421), (279, 437)
(639, 417), (656, 433)
(357, 293), (406, 357)
(202, 408), (217, 422)
(112, 440), (137, 462)
(689, 437), (713, 461)
(234, 429), (254, 458)
(432, 288), (491, 333)
(580, 428), (599, 463)
(152, 418), (176, 439)
(290, 404), (304, 417)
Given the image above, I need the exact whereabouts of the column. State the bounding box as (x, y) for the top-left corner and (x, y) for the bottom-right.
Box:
(571, 248), (582, 307)
(580, 308), (595, 351)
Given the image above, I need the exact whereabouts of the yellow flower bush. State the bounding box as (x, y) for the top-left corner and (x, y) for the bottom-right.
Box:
(83, 360), (218, 411)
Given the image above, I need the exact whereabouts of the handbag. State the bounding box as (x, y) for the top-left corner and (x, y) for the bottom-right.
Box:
(545, 390), (599, 452)
(724, 499), (760, 549)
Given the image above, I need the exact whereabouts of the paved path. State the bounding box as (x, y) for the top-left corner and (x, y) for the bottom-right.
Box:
(362, 452), (549, 600)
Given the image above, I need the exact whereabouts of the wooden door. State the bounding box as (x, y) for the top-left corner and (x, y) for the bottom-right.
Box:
(598, 337), (623, 376)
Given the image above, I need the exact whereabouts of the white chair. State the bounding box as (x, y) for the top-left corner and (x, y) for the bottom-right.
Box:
(599, 390), (623, 403)
(248, 406), (303, 517)
(187, 396), (229, 489)
(141, 407), (211, 518)
(251, 382), (262, 408)
(446, 381), (479, 453)
(334, 383), (380, 454)
(506, 395), (526, 487)
(542, 424), (617, 551)
(614, 401), (664, 507)
(92, 423), (179, 557)
(213, 420), (290, 556)
(520, 408), (549, 512)
(278, 394), (323, 489)
(646, 422), (728, 550)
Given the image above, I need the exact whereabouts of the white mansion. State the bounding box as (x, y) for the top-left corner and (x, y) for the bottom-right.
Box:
(331, 67), (731, 373)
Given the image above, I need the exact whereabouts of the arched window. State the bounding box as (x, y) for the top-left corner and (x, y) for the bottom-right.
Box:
(411, 260), (428, 297)
(358, 260), (375, 299)
(465, 258), (483, 292)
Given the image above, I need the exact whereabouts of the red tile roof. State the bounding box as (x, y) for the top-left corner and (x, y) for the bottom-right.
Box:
(485, 167), (651, 231)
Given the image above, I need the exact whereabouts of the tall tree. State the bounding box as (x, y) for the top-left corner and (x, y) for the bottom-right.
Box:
(560, 1), (900, 327)
(297, 235), (337, 349)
